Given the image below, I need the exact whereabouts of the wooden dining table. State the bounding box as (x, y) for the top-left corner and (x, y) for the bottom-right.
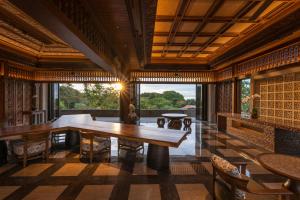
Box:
(0, 114), (188, 170)
(257, 153), (300, 196)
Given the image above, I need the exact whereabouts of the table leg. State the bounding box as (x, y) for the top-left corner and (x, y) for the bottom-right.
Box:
(0, 141), (8, 166)
(147, 144), (169, 171)
(284, 179), (300, 195)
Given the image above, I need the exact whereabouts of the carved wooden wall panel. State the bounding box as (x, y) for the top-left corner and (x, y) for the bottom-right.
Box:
(216, 81), (232, 113)
(3, 79), (32, 127)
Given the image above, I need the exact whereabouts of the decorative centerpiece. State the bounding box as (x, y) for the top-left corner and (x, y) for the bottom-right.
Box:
(241, 94), (260, 119)
(128, 103), (138, 124)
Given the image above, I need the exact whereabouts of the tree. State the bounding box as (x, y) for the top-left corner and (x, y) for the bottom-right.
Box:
(59, 84), (85, 109)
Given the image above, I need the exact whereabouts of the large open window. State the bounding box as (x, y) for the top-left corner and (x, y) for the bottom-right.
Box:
(59, 83), (122, 121)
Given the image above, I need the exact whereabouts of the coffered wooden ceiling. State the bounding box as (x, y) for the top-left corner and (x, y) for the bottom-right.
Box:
(0, 2), (85, 59)
(151, 0), (299, 65)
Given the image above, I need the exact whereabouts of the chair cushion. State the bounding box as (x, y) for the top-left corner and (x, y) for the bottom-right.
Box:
(211, 155), (246, 200)
(13, 140), (51, 156)
(118, 139), (143, 148)
(81, 139), (110, 152)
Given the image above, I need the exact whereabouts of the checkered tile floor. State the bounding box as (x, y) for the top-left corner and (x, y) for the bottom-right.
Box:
(0, 122), (293, 199)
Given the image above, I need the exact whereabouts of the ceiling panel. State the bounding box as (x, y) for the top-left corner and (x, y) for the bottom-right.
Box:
(154, 22), (172, 32)
(151, 0), (299, 65)
(226, 23), (253, 33)
(185, 0), (213, 16)
(156, 0), (180, 16)
(202, 23), (224, 32)
(178, 22), (198, 32)
(214, 0), (246, 17)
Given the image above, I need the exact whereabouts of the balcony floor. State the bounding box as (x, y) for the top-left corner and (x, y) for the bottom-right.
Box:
(0, 121), (292, 200)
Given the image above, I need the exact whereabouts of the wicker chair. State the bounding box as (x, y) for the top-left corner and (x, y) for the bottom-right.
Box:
(211, 155), (292, 200)
(12, 131), (51, 167)
(118, 138), (144, 158)
(79, 131), (111, 163)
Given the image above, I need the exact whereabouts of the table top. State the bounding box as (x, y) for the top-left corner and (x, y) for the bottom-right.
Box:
(257, 153), (300, 181)
(0, 114), (188, 147)
(162, 113), (187, 119)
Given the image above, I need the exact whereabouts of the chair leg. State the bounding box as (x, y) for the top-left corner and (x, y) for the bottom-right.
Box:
(89, 150), (93, 163)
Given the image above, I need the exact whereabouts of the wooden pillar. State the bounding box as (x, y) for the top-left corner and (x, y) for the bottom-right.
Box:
(232, 78), (239, 114)
(0, 77), (5, 128)
(119, 82), (130, 123)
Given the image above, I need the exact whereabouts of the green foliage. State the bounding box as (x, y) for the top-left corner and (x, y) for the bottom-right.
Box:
(59, 84), (119, 110)
(140, 90), (195, 110)
(241, 79), (251, 113)
(59, 84), (195, 110)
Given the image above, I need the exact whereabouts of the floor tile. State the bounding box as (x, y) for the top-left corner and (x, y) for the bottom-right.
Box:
(262, 182), (284, 190)
(170, 162), (197, 175)
(242, 149), (263, 158)
(132, 163), (157, 175)
(205, 140), (225, 147)
(76, 185), (113, 200)
(93, 163), (120, 176)
(52, 163), (87, 176)
(49, 151), (70, 159)
(196, 149), (212, 158)
(0, 164), (15, 175)
(201, 162), (213, 175)
(12, 164), (53, 177)
(128, 184), (161, 200)
(226, 139), (248, 147)
(247, 163), (272, 175)
(216, 134), (231, 139)
(23, 185), (67, 200)
(176, 184), (211, 200)
(0, 186), (20, 199)
(217, 149), (241, 157)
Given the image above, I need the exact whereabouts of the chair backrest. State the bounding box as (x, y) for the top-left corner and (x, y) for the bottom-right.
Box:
(79, 130), (94, 140)
(211, 155), (249, 191)
(22, 131), (50, 143)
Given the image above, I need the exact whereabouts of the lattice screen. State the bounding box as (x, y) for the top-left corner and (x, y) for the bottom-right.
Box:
(256, 72), (300, 127)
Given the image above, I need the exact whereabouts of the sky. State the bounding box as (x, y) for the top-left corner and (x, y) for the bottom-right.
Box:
(67, 83), (196, 100)
(140, 84), (196, 100)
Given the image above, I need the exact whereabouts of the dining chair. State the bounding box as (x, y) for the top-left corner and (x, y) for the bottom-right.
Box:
(157, 117), (165, 128)
(211, 154), (292, 200)
(12, 131), (51, 167)
(79, 131), (111, 163)
(183, 117), (192, 132)
(117, 138), (144, 159)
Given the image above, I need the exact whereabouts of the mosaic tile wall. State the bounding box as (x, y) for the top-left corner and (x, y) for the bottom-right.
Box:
(254, 72), (300, 126)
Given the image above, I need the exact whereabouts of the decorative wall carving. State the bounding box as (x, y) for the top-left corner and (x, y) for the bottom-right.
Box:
(130, 71), (215, 83)
(216, 81), (232, 113)
(254, 72), (300, 127)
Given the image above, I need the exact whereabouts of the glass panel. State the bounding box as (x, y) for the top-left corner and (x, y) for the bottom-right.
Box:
(240, 78), (251, 114)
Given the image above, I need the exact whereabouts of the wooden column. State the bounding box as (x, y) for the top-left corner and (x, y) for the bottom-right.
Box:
(232, 78), (238, 113)
(0, 77), (5, 128)
(120, 82), (130, 123)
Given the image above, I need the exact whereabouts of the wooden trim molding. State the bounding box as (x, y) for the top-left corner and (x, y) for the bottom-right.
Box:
(130, 71), (215, 83)
(1, 42), (300, 83)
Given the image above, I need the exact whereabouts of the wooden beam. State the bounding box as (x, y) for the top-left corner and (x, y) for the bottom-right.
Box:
(161, 0), (192, 56)
(193, 1), (259, 57)
(154, 32), (239, 37)
(250, 0), (274, 20)
(153, 42), (223, 47)
(156, 15), (257, 23)
(177, 0), (224, 57)
(10, 0), (115, 72)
